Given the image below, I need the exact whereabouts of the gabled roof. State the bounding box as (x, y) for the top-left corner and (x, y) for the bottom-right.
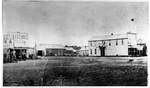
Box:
(89, 34), (128, 42)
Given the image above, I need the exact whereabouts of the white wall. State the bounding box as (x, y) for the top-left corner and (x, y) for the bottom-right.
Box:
(105, 39), (128, 56)
(89, 41), (102, 56)
(89, 39), (128, 56)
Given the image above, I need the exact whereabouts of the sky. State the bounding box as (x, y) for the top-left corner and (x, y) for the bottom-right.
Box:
(2, 0), (148, 47)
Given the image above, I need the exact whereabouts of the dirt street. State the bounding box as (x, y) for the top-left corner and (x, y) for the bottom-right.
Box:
(3, 56), (147, 86)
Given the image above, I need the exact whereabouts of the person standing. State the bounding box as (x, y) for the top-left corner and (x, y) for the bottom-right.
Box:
(22, 51), (27, 61)
(12, 50), (17, 63)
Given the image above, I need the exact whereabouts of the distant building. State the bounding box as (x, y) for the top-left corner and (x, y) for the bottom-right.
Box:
(65, 45), (81, 51)
(36, 44), (77, 56)
(88, 32), (137, 56)
(36, 44), (65, 56)
(79, 46), (89, 56)
(65, 47), (77, 56)
(137, 43), (147, 56)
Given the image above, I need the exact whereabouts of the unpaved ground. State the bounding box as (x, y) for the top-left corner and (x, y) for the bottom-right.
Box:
(3, 56), (147, 86)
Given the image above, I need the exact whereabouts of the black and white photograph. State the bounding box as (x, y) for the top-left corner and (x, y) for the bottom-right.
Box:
(2, 0), (148, 86)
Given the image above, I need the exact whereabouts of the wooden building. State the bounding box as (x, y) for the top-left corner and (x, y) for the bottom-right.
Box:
(88, 32), (137, 56)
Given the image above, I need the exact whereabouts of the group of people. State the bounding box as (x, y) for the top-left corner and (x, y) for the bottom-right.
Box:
(4, 49), (27, 63)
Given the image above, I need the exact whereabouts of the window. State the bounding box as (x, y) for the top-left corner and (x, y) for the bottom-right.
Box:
(91, 42), (92, 46)
(116, 40), (118, 45)
(122, 39), (124, 45)
(95, 49), (97, 54)
(109, 41), (111, 46)
(90, 49), (92, 54)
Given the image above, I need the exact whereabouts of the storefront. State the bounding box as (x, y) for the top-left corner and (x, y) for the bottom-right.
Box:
(3, 32), (30, 62)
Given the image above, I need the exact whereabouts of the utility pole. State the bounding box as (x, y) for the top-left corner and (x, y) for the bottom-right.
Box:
(34, 42), (37, 56)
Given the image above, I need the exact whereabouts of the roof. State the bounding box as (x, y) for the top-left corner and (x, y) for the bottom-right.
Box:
(89, 34), (128, 42)
(14, 47), (34, 49)
(137, 43), (146, 45)
(8, 31), (28, 34)
(38, 44), (65, 49)
(128, 45), (138, 48)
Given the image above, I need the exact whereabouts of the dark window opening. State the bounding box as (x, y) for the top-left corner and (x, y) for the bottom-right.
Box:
(116, 40), (118, 45)
(95, 49), (96, 54)
(109, 41), (111, 46)
(37, 50), (43, 56)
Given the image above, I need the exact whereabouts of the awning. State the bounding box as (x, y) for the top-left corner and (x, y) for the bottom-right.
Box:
(128, 45), (138, 48)
(14, 47), (34, 49)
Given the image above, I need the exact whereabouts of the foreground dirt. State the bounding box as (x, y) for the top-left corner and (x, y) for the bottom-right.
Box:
(3, 56), (147, 86)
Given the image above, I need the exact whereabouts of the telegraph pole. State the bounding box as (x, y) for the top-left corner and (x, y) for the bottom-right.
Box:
(34, 42), (37, 56)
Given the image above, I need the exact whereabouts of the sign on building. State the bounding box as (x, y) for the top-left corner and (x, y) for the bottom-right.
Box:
(8, 32), (29, 47)
(3, 35), (14, 48)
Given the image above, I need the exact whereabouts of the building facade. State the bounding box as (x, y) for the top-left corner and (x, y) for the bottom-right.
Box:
(88, 32), (137, 56)
(3, 32), (31, 61)
(36, 44), (65, 56)
(36, 44), (77, 56)
(137, 43), (147, 56)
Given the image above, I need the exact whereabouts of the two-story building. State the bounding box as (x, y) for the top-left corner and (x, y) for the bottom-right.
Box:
(3, 32), (32, 60)
(88, 32), (137, 56)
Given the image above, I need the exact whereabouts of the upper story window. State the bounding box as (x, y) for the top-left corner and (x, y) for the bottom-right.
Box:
(116, 40), (118, 45)
(95, 49), (97, 54)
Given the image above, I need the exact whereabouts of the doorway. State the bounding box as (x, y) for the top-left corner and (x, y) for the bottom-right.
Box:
(37, 50), (43, 56)
(99, 47), (105, 56)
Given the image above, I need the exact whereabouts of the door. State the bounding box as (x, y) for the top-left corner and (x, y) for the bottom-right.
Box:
(15, 49), (20, 60)
(37, 50), (43, 56)
(100, 47), (105, 56)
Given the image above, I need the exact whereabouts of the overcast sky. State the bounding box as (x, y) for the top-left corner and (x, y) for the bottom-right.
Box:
(3, 1), (148, 47)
